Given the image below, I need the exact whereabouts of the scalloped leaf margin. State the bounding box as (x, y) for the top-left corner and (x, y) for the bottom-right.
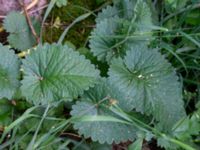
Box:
(71, 79), (137, 144)
(0, 44), (20, 99)
(21, 43), (100, 105)
(108, 47), (186, 131)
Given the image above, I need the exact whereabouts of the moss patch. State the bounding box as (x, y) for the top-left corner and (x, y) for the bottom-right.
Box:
(43, 0), (107, 47)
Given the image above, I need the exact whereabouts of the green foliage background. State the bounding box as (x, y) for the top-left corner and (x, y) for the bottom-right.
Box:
(0, 0), (199, 149)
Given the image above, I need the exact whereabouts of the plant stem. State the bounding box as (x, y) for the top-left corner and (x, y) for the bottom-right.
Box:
(27, 104), (50, 150)
(110, 105), (196, 150)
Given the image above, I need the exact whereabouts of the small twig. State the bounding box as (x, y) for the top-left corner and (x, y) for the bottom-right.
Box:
(18, 0), (40, 43)
(24, 6), (40, 43)
(28, 4), (48, 15)
(60, 132), (82, 141)
(0, 4), (48, 19)
(26, 0), (39, 11)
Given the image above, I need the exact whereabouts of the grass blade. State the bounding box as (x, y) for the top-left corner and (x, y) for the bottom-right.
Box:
(58, 12), (91, 44)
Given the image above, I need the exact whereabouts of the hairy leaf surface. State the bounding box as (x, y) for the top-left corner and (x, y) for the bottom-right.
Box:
(134, 0), (153, 31)
(108, 47), (186, 130)
(114, 0), (136, 19)
(0, 44), (20, 99)
(3, 12), (39, 51)
(21, 44), (100, 105)
(71, 79), (137, 144)
(90, 18), (127, 62)
(90, 0), (153, 63)
(95, 6), (118, 23)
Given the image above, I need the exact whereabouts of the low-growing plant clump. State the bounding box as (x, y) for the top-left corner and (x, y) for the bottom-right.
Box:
(0, 0), (199, 149)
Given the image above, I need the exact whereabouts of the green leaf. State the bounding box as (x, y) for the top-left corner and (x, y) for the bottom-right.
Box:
(0, 44), (20, 99)
(157, 136), (178, 150)
(95, 0), (140, 23)
(134, 0), (153, 31)
(173, 109), (200, 141)
(21, 43), (100, 105)
(113, 0), (136, 19)
(3, 12), (39, 51)
(90, 18), (145, 62)
(90, 18), (126, 62)
(0, 99), (13, 126)
(95, 6), (118, 23)
(128, 138), (143, 150)
(165, 0), (187, 11)
(56, 0), (68, 8)
(108, 47), (186, 131)
(90, 0), (153, 63)
(71, 79), (137, 144)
